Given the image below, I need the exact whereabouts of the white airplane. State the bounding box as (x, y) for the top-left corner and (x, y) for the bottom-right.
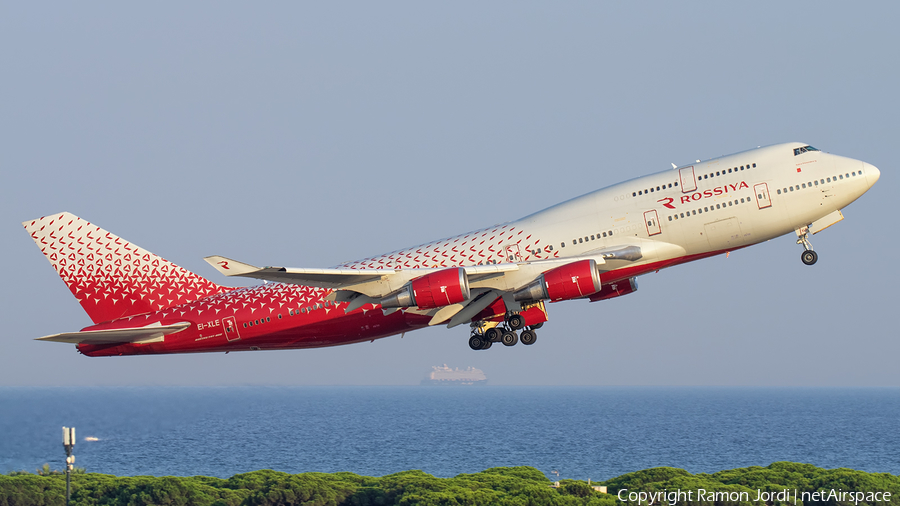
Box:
(24, 142), (879, 356)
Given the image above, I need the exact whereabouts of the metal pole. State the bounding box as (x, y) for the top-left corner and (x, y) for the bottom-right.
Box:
(62, 427), (74, 506)
(65, 447), (71, 506)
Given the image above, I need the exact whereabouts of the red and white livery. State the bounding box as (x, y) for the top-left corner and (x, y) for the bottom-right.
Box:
(23, 142), (880, 355)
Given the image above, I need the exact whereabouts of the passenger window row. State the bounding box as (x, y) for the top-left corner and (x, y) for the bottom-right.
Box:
(285, 300), (338, 317)
(631, 162), (758, 198)
(699, 163), (757, 182)
(775, 169), (863, 195)
(243, 316), (272, 329)
(242, 299), (342, 328)
(633, 182), (678, 197)
(562, 230), (614, 248)
(667, 196), (751, 221)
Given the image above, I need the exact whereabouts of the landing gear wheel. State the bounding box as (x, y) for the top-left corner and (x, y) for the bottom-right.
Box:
(468, 335), (485, 350)
(484, 327), (502, 342)
(501, 330), (519, 347)
(801, 250), (818, 266)
(520, 329), (537, 345)
(481, 340), (492, 350)
(530, 322), (544, 330)
(796, 227), (817, 266)
(507, 314), (525, 330)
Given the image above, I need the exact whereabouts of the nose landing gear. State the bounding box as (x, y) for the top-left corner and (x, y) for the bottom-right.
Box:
(801, 250), (818, 265)
(796, 226), (818, 265)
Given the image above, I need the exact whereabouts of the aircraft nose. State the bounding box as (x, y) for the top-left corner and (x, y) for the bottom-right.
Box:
(864, 162), (880, 187)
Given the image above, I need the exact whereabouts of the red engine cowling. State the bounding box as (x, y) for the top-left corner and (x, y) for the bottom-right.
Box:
(588, 277), (638, 302)
(380, 267), (471, 309)
(513, 259), (602, 302)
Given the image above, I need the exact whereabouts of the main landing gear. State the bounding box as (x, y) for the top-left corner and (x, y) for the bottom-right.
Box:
(796, 226), (818, 266)
(468, 316), (542, 351)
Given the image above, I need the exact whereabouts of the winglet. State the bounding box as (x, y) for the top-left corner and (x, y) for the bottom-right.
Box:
(203, 256), (263, 276)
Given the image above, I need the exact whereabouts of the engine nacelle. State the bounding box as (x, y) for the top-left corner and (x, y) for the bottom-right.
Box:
(589, 277), (638, 302)
(380, 267), (470, 309)
(513, 259), (602, 302)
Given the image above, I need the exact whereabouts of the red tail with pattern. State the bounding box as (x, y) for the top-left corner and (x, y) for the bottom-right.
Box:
(23, 212), (231, 324)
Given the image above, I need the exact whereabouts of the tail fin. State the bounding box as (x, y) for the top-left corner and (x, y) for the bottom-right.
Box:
(23, 212), (231, 324)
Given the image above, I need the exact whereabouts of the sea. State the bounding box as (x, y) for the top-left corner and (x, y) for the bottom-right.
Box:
(1, 387), (897, 480)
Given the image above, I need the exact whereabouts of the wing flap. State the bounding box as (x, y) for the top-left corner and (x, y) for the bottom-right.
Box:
(36, 322), (191, 345)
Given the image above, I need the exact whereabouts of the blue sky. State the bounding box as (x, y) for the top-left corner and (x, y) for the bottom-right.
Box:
(1, 2), (896, 386)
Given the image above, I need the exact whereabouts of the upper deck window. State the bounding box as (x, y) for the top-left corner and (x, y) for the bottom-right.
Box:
(793, 145), (820, 156)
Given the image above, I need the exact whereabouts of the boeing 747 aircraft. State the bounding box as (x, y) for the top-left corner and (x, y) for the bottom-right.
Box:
(24, 142), (879, 356)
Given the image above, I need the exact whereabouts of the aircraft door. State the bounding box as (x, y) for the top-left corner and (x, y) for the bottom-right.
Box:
(754, 183), (772, 209)
(505, 244), (522, 263)
(679, 166), (697, 192)
(644, 210), (662, 236)
(223, 316), (241, 342)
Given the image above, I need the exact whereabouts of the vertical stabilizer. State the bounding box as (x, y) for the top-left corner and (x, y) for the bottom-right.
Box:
(23, 212), (231, 324)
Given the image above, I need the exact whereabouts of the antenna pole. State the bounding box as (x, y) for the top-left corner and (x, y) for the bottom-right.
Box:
(62, 427), (75, 506)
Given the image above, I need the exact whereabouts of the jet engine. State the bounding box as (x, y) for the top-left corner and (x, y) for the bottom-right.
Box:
(380, 267), (471, 309)
(513, 259), (602, 302)
(588, 277), (638, 302)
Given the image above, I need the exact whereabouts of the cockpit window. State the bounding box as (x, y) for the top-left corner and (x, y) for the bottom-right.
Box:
(793, 145), (820, 156)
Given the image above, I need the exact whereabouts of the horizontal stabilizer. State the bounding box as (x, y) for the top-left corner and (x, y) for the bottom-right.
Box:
(36, 322), (190, 345)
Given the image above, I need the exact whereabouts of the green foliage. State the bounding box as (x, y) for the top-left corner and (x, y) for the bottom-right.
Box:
(478, 466), (552, 483)
(600, 462), (900, 506)
(602, 466), (693, 492)
(237, 471), (359, 506)
(0, 474), (66, 506)
(557, 479), (595, 498)
(1, 463), (898, 506)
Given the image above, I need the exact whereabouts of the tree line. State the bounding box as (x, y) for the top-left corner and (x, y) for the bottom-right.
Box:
(1, 462), (897, 506)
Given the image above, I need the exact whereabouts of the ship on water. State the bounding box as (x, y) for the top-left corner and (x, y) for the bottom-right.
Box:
(422, 364), (487, 386)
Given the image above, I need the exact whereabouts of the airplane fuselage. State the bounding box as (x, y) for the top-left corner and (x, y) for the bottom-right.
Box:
(32, 142), (878, 356)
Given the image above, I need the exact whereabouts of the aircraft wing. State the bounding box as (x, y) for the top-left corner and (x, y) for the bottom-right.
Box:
(204, 244), (657, 327)
(205, 255), (526, 296)
(205, 245), (645, 298)
(204, 256), (397, 288)
(36, 322), (190, 345)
